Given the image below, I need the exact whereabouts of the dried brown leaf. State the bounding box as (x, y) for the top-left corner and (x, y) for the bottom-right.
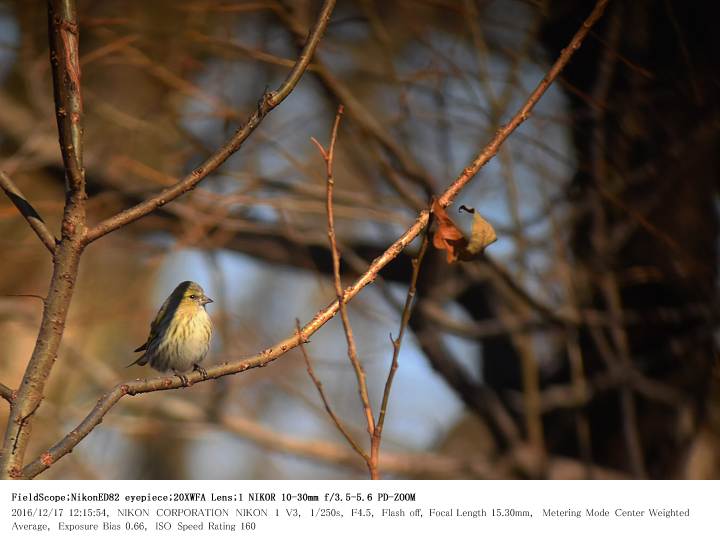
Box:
(431, 200), (497, 263)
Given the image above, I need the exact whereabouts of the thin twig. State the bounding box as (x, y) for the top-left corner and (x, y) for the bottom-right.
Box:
(313, 104), (377, 477)
(0, 172), (57, 252)
(544, 178), (594, 477)
(371, 231), (430, 473)
(84, 0), (336, 244)
(313, 105), (376, 430)
(20, 1), (608, 479)
(438, 0), (609, 208)
(296, 321), (369, 462)
(277, 6), (434, 206)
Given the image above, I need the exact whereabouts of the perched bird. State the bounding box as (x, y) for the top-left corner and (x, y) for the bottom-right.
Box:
(130, 281), (213, 383)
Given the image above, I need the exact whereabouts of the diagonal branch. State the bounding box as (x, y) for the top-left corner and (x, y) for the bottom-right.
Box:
(0, 383), (14, 404)
(21, 0), (608, 479)
(438, 0), (609, 208)
(0, 172), (57, 252)
(83, 0), (337, 244)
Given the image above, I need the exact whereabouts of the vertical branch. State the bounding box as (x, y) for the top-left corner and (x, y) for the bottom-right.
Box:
(514, 328), (546, 458)
(565, 327), (594, 474)
(545, 180), (594, 476)
(371, 231), (430, 474)
(588, 3), (646, 478)
(48, 0), (84, 193)
(312, 105), (377, 477)
(0, 0), (88, 479)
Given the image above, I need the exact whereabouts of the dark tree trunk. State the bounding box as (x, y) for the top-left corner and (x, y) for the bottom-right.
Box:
(541, 0), (720, 477)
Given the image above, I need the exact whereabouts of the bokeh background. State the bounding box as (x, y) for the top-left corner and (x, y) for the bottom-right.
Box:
(0, 0), (718, 479)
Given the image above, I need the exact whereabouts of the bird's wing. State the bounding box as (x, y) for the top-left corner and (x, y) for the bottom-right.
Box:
(134, 296), (171, 352)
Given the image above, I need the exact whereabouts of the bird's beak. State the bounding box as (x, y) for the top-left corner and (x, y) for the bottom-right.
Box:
(203, 296), (214, 305)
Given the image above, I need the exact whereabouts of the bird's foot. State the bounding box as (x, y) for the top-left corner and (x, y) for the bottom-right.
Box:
(194, 364), (209, 380)
(174, 372), (190, 387)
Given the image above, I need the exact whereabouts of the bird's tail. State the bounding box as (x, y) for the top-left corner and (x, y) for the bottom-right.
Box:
(126, 353), (147, 368)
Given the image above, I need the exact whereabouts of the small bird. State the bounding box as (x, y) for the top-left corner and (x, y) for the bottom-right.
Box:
(130, 281), (213, 383)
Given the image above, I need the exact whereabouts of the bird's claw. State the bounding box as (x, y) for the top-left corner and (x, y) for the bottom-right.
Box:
(194, 364), (209, 380)
(174, 372), (190, 387)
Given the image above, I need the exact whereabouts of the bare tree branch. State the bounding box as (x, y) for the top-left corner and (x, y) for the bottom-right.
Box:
(297, 320), (369, 462)
(48, 0), (85, 193)
(438, 0), (609, 208)
(0, 0), (89, 479)
(83, 0), (337, 244)
(313, 104), (379, 478)
(0, 172), (57, 252)
(276, 6), (433, 207)
(0, 383), (14, 404)
(313, 104), (377, 447)
(371, 230), (430, 474)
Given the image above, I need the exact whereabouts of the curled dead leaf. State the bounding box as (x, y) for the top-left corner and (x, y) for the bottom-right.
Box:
(461, 205), (498, 255)
(431, 200), (497, 263)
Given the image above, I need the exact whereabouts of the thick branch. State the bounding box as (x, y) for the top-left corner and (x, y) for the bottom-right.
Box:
(48, 0), (84, 193)
(84, 0), (336, 244)
(0, 0), (88, 479)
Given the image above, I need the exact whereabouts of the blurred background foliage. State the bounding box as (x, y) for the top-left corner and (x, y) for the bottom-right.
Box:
(0, 0), (718, 479)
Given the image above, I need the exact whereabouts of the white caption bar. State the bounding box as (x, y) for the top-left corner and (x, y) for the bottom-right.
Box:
(1, 480), (715, 543)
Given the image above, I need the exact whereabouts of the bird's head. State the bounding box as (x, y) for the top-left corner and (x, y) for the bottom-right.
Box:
(175, 281), (213, 309)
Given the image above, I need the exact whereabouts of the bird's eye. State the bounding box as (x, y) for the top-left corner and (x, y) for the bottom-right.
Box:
(189, 294), (196, 300)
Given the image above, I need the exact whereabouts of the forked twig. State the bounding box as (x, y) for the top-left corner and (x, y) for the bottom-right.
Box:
(312, 104), (378, 477)
(296, 320), (369, 462)
(371, 230), (431, 474)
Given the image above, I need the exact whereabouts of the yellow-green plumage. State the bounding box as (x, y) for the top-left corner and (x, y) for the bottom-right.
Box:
(131, 281), (213, 373)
